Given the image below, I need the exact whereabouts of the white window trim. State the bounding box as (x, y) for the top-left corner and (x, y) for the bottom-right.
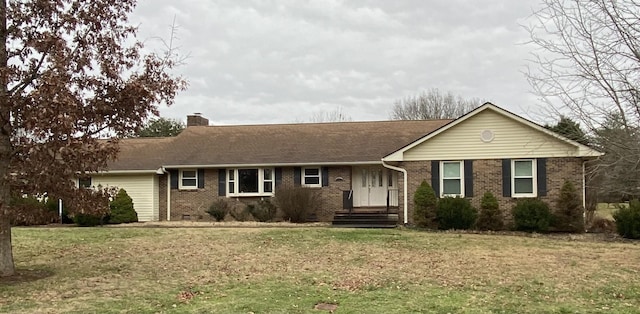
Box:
(440, 161), (464, 197)
(78, 177), (92, 189)
(511, 159), (537, 198)
(179, 169), (198, 190)
(302, 167), (322, 188)
(227, 168), (275, 197)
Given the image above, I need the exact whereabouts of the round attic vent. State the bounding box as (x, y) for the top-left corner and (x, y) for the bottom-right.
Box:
(480, 129), (495, 142)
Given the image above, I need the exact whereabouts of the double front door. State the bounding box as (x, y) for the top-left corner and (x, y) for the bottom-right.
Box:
(352, 166), (395, 207)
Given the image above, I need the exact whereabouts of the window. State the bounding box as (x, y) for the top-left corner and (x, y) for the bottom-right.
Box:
(441, 161), (464, 197)
(512, 159), (536, 197)
(78, 177), (92, 189)
(227, 168), (275, 196)
(263, 168), (273, 193)
(180, 169), (198, 189)
(228, 169), (235, 194)
(303, 167), (321, 187)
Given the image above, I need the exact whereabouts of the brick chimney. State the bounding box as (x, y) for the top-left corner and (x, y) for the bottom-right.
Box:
(186, 113), (209, 127)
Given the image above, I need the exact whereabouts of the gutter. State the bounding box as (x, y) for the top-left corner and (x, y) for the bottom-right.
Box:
(161, 161), (383, 169)
(382, 160), (408, 225)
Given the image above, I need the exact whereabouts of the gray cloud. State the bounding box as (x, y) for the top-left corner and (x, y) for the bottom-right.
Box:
(130, 0), (542, 125)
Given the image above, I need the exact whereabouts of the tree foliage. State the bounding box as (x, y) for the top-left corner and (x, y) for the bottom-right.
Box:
(135, 117), (185, 137)
(544, 116), (589, 145)
(390, 88), (484, 120)
(0, 1), (185, 276)
(526, 0), (640, 202)
(309, 106), (352, 123)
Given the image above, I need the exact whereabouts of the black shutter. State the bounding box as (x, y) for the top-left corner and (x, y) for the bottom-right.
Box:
(431, 161), (440, 198)
(197, 169), (205, 189)
(537, 158), (547, 196)
(464, 160), (474, 197)
(502, 159), (511, 197)
(169, 169), (178, 190)
(218, 169), (226, 196)
(322, 167), (329, 187)
(275, 167), (282, 189)
(294, 167), (301, 186)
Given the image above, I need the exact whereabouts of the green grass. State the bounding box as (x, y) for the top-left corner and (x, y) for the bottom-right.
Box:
(1, 227), (639, 313)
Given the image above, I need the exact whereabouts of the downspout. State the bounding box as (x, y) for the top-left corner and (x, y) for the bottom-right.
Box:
(382, 160), (408, 225)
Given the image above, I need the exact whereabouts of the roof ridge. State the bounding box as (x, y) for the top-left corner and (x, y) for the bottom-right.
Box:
(190, 119), (454, 128)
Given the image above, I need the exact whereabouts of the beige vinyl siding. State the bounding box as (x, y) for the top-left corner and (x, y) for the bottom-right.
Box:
(404, 110), (579, 160)
(152, 175), (159, 221)
(92, 174), (158, 222)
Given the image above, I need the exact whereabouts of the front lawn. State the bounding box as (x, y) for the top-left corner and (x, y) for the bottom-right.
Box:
(1, 227), (639, 313)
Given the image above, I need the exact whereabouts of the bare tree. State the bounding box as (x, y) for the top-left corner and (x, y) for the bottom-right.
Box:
(0, 1), (185, 276)
(525, 0), (640, 200)
(390, 88), (484, 120)
(310, 106), (352, 123)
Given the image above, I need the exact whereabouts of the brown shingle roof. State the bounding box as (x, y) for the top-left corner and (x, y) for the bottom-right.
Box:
(108, 120), (451, 171)
(107, 137), (175, 171)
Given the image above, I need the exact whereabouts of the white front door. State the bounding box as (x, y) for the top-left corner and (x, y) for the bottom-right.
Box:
(353, 166), (389, 207)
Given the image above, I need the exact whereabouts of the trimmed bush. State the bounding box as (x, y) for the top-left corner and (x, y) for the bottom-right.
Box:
(108, 189), (138, 224)
(247, 199), (277, 222)
(612, 200), (640, 239)
(435, 197), (478, 230)
(275, 186), (318, 223)
(229, 203), (253, 221)
(206, 199), (230, 221)
(476, 191), (504, 231)
(73, 213), (107, 227)
(512, 198), (552, 233)
(553, 180), (584, 232)
(413, 180), (438, 228)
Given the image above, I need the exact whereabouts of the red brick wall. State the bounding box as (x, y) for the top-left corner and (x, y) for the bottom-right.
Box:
(398, 157), (584, 226)
(159, 175), (167, 221)
(169, 169), (220, 221)
(163, 166), (353, 222)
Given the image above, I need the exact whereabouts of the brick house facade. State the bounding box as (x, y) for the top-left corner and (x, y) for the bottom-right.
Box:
(102, 103), (601, 225)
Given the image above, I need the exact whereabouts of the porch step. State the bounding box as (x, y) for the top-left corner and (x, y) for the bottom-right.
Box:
(332, 211), (399, 228)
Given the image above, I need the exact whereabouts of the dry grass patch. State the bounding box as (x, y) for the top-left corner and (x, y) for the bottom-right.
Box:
(1, 227), (639, 313)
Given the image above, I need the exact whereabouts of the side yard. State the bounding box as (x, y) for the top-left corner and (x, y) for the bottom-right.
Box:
(1, 227), (639, 313)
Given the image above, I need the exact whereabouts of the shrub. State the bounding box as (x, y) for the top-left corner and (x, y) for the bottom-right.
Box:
(9, 195), (56, 226)
(612, 200), (640, 239)
(553, 180), (584, 233)
(275, 186), (318, 223)
(413, 180), (438, 228)
(476, 191), (504, 231)
(206, 199), (230, 221)
(229, 202), (253, 221)
(73, 213), (107, 227)
(512, 198), (552, 233)
(108, 189), (138, 224)
(587, 216), (616, 234)
(247, 199), (277, 222)
(435, 197), (478, 230)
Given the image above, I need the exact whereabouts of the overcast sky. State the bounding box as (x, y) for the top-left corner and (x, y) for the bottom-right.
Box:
(130, 0), (543, 125)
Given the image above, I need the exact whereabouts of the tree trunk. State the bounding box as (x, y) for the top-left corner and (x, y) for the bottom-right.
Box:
(0, 0), (14, 277)
(0, 208), (13, 277)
